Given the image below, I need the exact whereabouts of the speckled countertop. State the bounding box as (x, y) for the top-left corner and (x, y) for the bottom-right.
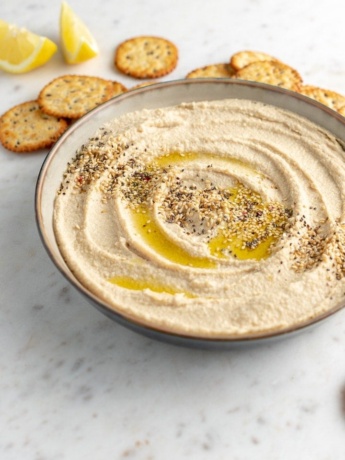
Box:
(1, 0), (345, 458)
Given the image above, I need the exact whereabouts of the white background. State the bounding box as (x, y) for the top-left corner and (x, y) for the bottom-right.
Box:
(1, 1), (345, 458)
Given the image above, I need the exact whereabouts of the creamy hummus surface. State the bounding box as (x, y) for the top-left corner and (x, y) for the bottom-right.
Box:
(54, 99), (345, 338)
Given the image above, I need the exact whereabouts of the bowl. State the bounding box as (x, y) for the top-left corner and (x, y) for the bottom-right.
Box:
(35, 79), (345, 349)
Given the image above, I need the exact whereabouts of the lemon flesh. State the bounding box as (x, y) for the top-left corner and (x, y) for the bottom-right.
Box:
(60, 1), (99, 64)
(0, 20), (57, 73)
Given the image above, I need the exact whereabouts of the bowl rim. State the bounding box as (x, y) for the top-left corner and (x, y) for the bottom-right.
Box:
(35, 77), (345, 347)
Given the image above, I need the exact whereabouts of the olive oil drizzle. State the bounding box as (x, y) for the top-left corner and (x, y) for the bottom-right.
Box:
(108, 275), (197, 298)
(109, 151), (291, 293)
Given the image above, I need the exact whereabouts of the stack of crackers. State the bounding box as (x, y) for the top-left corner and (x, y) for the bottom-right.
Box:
(1, 37), (345, 153)
(187, 50), (345, 116)
(0, 75), (127, 153)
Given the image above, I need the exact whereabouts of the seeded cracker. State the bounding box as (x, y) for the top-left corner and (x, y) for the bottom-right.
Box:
(131, 81), (158, 90)
(234, 61), (303, 91)
(114, 36), (178, 79)
(110, 81), (128, 97)
(298, 85), (345, 112)
(38, 75), (114, 119)
(186, 63), (235, 79)
(230, 50), (279, 71)
(0, 100), (68, 153)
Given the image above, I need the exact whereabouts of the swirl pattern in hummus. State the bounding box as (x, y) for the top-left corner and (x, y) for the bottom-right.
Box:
(54, 99), (345, 338)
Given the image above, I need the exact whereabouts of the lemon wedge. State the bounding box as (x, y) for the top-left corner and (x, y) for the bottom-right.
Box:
(0, 19), (57, 73)
(60, 1), (99, 64)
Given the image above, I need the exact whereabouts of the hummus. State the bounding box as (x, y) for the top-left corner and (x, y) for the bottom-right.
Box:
(54, 99), (345, 338)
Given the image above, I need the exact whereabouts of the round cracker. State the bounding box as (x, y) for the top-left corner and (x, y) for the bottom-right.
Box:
(110, 81), (128, 97)
(230, 50), (279, 71)
(234, 61), (302, 91)
(130, 80), (158, 90)
(186, 63), (235, 79)
(298, 85), (345, 111)
(38, 75), (114, 119)
(0, 100), (68, 153)
(114, 36), (178, 79)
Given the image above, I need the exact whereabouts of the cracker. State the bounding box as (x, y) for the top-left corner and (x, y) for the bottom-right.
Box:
(114, 36), (178, 79)
(131, 81), (158, 90)
(230, 50), (279, 71)
(298, 85), (345, 111)
(186, 63), (235, 79)
(38, 75), (114, 119)
(234, 61), (302, 91)
(110, 81), (128, 97)
(0, 100), (68, 153)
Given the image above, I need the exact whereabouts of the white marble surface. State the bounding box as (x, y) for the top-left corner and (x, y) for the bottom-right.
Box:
(1, 0), (345, 458)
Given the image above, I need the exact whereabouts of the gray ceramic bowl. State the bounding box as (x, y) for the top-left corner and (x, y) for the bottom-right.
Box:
(35, 79), (345, 349)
